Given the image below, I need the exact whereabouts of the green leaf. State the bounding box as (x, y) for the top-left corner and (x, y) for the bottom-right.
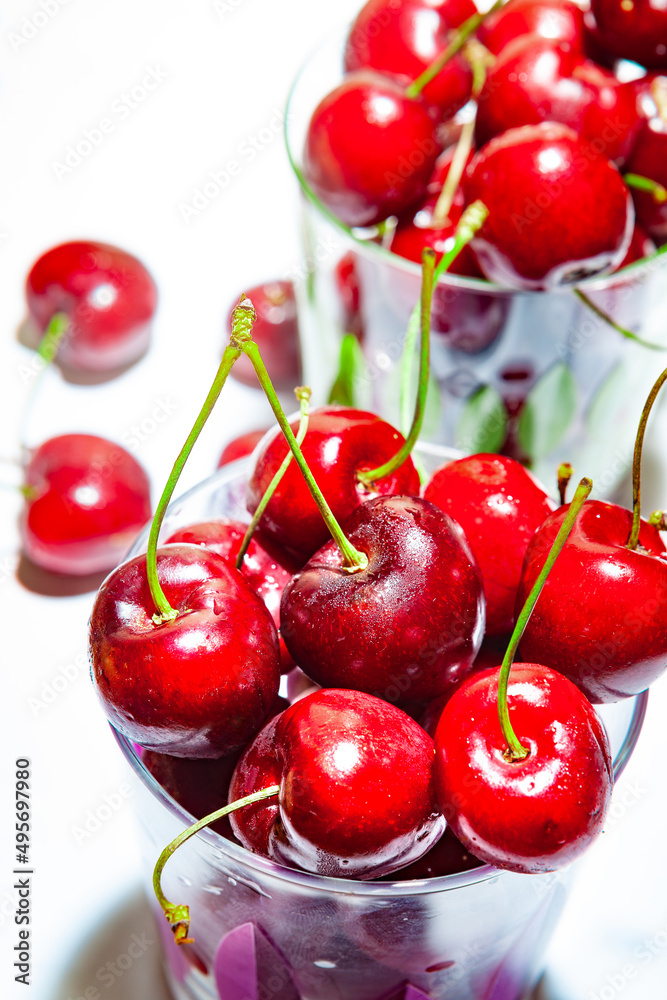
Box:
(328, 334), (365, 407)
(456, 384), (507, 454)
(518, 362), (577, 461)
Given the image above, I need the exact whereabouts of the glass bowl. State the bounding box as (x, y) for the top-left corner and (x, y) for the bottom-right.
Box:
(284, 25), (667, 499)
(114, 448), (648, 1000)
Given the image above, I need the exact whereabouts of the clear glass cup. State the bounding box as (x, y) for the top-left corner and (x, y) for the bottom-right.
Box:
(284, 26), (667, 499)
(116, 450), (648, 1000)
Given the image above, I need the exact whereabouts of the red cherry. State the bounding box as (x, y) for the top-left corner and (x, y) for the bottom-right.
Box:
(378, 825), (484, 879)
(516, 499), (667, 703)
(228, 688), (445, 879)
(227, 281), (301, 392)
(303, 70), (442, 228)
(616, 222), (656, 268)
(433, 664), (613, 872)
(21, 433), (151, 576)
(478, 0), (586, 56)
(280, 494), (484, 706)
(246, 406), (421, 562)
(465, 122), (634, 288)
(334, 251), (365, 341)
(217, 428), (269, 467)
(589, 0), (667, 69)
(25, 240), (157, 374)
(89, 544), (281, 757)
(344, 0), (474, 120)
(423, 453), (555, 635)
(625, 76), (667, 241)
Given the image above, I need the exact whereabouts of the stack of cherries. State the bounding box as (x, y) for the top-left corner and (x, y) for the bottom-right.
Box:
(303, 0), (667, 291)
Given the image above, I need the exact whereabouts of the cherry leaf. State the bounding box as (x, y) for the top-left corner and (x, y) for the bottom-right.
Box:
(455, 384), (507, 454)
(517, 362), (577, 461)
(328, 333), (365, 407)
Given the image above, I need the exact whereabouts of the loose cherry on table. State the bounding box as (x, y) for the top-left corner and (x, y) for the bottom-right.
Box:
(344, 0), (475, 121)
(423, 453), (555, 636)
(465, 121), (634, 288)
(24, 240), (157, 376)
(226, 281), (301, 392)
(21, 433), (151, 577)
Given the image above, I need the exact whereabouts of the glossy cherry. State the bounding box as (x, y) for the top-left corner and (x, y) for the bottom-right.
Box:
(433, 664), (613, 872)
(423, 453), (555, 635)
(228, 687), (445, 879)
(25, 240), (157, 374)
(89, 544), (281, 757)
(625, 76), (667, 242)
(21, 433), (151, 576)
(465, 122), (634, 289)
(280, 494), (484, 706)
(478, 0), (586, 55)
(303, 70), (441, 228)
(344, 0), (474, 120)
(217, 428), (269, 467)
(516, 499), (667, 702)
(227, 281), (301, 392)
(246, 406), (421, 562)
(588, 0), (667, 69)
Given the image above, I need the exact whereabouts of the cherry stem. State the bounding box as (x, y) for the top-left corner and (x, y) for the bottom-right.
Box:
(624, 172), (667, 204)
(557, 462), (573, 505)
(406, 0), (502, 99)
(235, 386), (312, 569)
(153, 784), (280, 945)
(498, 477), (593, 762)
(239, 341), (369, 572)
(20, 312), (70, 457)
(574, 289), (666, 351)
(627, 366), (667, 550)
(145, 299), (253, 623)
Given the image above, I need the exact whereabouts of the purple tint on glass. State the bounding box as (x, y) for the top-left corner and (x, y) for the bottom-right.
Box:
(154, 905), (188, 984)
(214, 922), (300, 1000)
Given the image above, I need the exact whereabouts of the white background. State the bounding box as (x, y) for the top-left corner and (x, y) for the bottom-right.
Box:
(0, 2), (666, 999)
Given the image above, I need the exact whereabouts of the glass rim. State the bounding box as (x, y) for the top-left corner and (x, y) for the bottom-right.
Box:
(283, 23), (667, 296)
(117, 451), (650, 899)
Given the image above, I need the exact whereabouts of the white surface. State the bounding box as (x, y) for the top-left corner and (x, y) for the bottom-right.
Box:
(0, 3), (667, 999)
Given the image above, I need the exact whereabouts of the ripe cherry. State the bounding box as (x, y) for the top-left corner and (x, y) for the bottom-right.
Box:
(588, 0), (667, 69)
(21, 433), (151, 576)
(226, 281), (301, 392)
(478, 0), (586, 56)
(25, 240), (157, 375)
(217, 428), (269, 467)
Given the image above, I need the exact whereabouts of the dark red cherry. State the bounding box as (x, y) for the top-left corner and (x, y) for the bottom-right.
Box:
(625, 76), (667, 241)
(478, 0), (586, 56)
(280, 494), (484, 706)
(516, 499), (667, 703)
(228, 687), (445, 879)
(303, 71), (442, 228)
(21, 433), (151, 576)
(89, 544), (281, 757)
(465, 122), (634, 288)
(434, 664), (613, 872)
(344, 0), (474, 120)
(246, 406), (421, 562)
(25, 240), (157, 374)
(227, 281), (301, 392)
(217, 428), (269, 467)
(423, 453), (555, 635)
(589, 0), (667, 69)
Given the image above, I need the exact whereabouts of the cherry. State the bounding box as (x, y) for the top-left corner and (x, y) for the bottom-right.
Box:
(25, 240), (157, 375)
(516, 499), (667, 702)
(89, 544), (281, 757)
(423, 453), (555, 635)
(165, 518), (297, 673)
(226, 281), (301, 392)
(617, 222), (656, 269)
(588, 0), (667, 70)
(465, 122), (634, 288)
(303, 70), (442, 228)
(433, 663), (613, 872)
(334, 251), (364, 340)
(228, 687), (445, 879)
(217, 428), (269, 467)
(21, 433), (151, 576)
(280, 494), (484, 706)
(344, 0), (475, 120)
(477, 0), (586, 56)
(246, 406), (421, 562)
(625, 76), (667, 241)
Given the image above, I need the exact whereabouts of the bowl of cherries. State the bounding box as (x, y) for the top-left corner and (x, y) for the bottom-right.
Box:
(88, 289), (663, 1000)
(285, 0), (667, 498)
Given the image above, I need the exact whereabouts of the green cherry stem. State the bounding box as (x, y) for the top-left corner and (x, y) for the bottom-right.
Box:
(624, 172), (667, 203)
(235, 386), (312, 569)
(498, 476), (593, 761)
(405, 0), (502, 100)
(239, 341), (368, 572)
(19, 312), (70, 456)
(557, 462), (573, 505)
(145, 299), (254, 623)
(574, 289), (666, 351)
(627, 366), (667, 550)
(153, 784), (280, 945)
